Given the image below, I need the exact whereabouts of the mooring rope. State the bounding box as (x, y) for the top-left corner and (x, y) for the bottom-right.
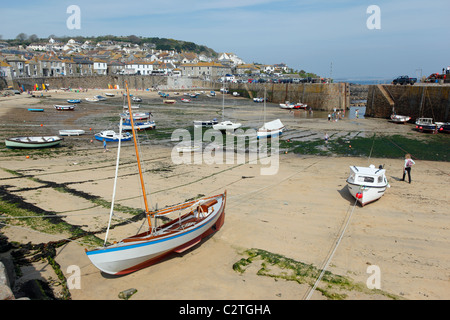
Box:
(304, 197), (359, 300)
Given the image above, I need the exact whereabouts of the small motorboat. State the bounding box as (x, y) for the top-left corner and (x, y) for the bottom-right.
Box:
(94, 95), (107, 101)
(59, 130), (85, 136)
(122, 120), (155, 131)
(181, 98), (192, 103)
(164, 99), (176, 104)
(54, 105), (75, 111)
(253, 97), (264, 103)
(213, 120), (242, 132)
(28, 108), (44, 112)
(415, 118), (444, 133)
(120, 112), (152, 121)
(67, 99), (81, 103)
(346, 164), (389, 206)
(292, 103), (308, 109)
(95, 130), (132, 142)
(105, 93), (115, 97)
(193, 119), (218, 128)
(390, 114), (411, 124)
(132, 97), (142, 102)
(85, 97), (99, 102)
(439, 122), (450, 133)
(279, 102), (295, 109)
(5, 136), (63, 148)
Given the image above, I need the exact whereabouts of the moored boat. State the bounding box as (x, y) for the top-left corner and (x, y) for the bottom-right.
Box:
(193, 119), (218, 128)
(390, 114), (411, 124)
(346, 164), (389, 206)
(67, 99), (81, 103)
(54, 105), (75, 111)
(59, 130), (85, 136)
(164, 99), (176, 104)
(85, 97), (99, 102)
(94, 130), (132, 142)
(5, 136), (63, 148)
(257, 119), (285, 139)
(28, 108), (44, 112)
(85, 81), (226, 275)
(415, 118), (443, 133)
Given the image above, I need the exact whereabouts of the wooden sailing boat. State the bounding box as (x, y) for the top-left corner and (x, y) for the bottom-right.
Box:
(86, 81), (227, 275)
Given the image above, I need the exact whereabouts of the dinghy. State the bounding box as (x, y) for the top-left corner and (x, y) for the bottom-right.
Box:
(59, 130), (85, 136)
(5, 136), (63, 148)
(54, 105), (75, 111)
(85, 81), (226, 275)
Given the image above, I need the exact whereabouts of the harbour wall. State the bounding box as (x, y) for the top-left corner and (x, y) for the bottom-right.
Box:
(366, 84), (450, 122)
(12, 76), (350, 112)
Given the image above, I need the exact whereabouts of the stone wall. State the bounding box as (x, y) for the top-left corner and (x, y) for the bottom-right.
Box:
(13, 76), (350, 111)
(194, 81), (350, 111)
(13, 75), (169, 92)
(366, 84), (450, 122)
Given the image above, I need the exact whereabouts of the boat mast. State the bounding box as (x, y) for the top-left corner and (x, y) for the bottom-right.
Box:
(104, 117), (123, 246)
(125, 81), (152, 228)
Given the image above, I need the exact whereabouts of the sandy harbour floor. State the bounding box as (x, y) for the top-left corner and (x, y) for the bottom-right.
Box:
(0, 89), (449, 301)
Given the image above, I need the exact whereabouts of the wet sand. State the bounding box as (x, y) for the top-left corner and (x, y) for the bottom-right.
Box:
(0, 89), (449, 300)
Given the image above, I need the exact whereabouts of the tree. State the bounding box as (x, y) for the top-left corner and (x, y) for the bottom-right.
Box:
(16, 33), (28, 41)
(28, 34), (39, 42)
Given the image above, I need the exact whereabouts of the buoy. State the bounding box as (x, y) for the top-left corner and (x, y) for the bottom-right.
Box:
(349, 145), (352, 148)
(40, 124), (43, 127)
(89, 128), (92, 131)
(26, 156), (30, 159)
(356, 192), (362, 199)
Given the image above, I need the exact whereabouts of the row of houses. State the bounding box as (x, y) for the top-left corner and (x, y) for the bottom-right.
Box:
(0, 38), (291, 82)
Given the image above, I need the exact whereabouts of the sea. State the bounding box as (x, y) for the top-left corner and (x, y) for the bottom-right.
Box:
(335, 77), (392, 85)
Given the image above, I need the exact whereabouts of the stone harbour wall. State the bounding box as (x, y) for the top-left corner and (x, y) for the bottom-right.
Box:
(366, 84), (450, 122)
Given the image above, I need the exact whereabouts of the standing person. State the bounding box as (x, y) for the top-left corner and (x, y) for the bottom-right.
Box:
(355, 109), (359, 119)
(103, 139), (108, 152)
(401, 154), (415, 183)
(324, 132), (329, 144)
(328, 113), (331, 121)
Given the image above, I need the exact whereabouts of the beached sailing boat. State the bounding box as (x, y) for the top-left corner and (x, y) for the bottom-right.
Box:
(213, 84), (242, 132)
(86, 81), (227, 275)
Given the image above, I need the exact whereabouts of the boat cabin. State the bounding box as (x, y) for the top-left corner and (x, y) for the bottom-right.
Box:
(347, 165), (387, 187)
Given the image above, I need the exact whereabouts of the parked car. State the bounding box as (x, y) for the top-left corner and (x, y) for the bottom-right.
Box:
(392, 75), (417, 85)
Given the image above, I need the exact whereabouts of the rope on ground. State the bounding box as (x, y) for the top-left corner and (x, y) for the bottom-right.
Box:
(304, 197), (359, 300)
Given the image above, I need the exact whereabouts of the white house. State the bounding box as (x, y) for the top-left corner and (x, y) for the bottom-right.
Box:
(93, 59), (108, 75)
(125, 60), (154, 75)
(218, 52), (245, 66)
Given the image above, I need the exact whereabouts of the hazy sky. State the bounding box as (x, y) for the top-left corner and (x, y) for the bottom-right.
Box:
(1, 0), (449, 79)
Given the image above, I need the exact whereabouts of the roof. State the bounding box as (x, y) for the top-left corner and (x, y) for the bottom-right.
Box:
(349, 165), (385, 176)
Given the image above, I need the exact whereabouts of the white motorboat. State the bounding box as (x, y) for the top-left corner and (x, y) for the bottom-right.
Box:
(213, 120), (242, 131)
(346, 165), (389, 206)
(279, 102), (295, 109)
(85, 97), (99, 102)
(390, 114), (411, 124)
(193, 119), (218, 128)
(95, 130), (132, 142)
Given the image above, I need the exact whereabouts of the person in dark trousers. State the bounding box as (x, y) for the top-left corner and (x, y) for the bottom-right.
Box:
(401, 154), (415, 183)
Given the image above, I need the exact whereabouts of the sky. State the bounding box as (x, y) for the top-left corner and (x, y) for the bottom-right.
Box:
(1, 0), (449, 79)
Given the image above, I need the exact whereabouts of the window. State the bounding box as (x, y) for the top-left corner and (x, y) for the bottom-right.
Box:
(357, 176), (374, 183)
